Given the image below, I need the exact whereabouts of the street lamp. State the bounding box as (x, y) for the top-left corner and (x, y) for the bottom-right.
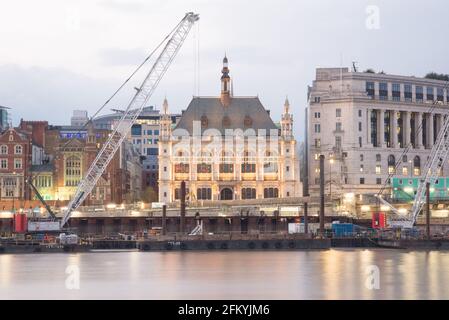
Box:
(329, 154), (334, 200)
(408, 159), (412, 177)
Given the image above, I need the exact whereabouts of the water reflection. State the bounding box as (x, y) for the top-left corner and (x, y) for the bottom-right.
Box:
(0, 249), (448, 299)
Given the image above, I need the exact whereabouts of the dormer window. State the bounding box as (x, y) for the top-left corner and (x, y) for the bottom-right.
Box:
(222, 116), (231, 128)
(244, 116), (253, 128)
(200, 115), (208, 128)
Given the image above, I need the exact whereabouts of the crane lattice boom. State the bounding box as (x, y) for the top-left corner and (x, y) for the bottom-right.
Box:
(61, 12), (199, 227)
(386, 113), (449, 228)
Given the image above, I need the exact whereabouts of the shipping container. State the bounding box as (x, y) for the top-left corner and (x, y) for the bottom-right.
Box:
(13, 213), (27, 233)
(332, 223), (359, 237)
(28, 221), (60, 232)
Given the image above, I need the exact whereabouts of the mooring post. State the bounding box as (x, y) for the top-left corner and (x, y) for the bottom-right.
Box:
(303, 202), (309, 234)
(162, 204), (167, 236)
(180, 181), (186, 234)
(319, 155), (325, 237)
(426, 182), (430, 240)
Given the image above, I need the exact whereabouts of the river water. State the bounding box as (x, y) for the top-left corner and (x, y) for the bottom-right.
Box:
(1, 249), (448, 300)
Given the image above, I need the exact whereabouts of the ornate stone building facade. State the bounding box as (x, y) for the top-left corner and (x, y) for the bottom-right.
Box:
(306, 67), (449, 199)
(158, 57), (301, 204)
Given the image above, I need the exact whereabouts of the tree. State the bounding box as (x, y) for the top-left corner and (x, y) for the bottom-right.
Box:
(142, 186), (158, 203)
(425, 72), (449, 81)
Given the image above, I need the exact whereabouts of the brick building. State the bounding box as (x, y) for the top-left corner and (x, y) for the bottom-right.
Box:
(0, 128), (32, 205)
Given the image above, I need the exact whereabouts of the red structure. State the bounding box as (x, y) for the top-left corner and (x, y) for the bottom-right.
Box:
(372, 212), (387, 229)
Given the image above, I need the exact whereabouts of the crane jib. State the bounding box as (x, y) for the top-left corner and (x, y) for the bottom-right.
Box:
(60, 12), (199, 228)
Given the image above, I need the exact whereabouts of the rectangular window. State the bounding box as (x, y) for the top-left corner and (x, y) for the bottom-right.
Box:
(335, 136), (342, 149)
(366, 82), (375, 99)
(360, 164), (364, 172)
(427, 87), (434, 101)
(376, 178), (382, 185)
(358, 110), (362, 117)
(147, 148), (158, 156)
(360, 178), (365, 185)
(402, 167), (408, 176)
(14, 159), (22, 169)
(376, 154), (381, 162)
(314, 112), (321, 118)
(359, 137), (362, 148)
(197, 188), (212, 200)
(335, 122), (342, 132)
(0, 159), (7, 169)
(154, 130), (159, 136)
(360, 154), (364, 161)
(416, 86), (423, 103)
(314, 124), (321, 133)
(241, 163), (256, 173)
(358, 122), (362, 132)
(376, 165), (381, 174)
(219, 163), (234, 173)
(314, 139), (321, 147)
(131, 124), (142, 136)
(336, 109), (342, 117)
(404, 84), (412, 102)
(437, 88), (444, 102)
(392, 83), (401, 101)
(379, 82), (388, 100)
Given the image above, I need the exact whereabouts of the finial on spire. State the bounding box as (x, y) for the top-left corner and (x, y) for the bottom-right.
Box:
(163, 97), (169, 115)
(284, 96), (290, 113)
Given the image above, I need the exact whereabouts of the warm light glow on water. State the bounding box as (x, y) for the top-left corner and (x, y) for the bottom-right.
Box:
(1, 249), (449, 299)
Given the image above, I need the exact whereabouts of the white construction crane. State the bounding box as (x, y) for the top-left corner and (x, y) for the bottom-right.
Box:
(61, 12), (199, 228)
(377, 111), (449, 229)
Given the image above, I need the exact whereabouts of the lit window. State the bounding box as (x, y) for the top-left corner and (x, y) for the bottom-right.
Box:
(376, 165), (381, 174)
(402, 167), (408, 176)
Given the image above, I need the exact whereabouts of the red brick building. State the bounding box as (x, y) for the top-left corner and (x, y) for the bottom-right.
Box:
(0, 128), (32, 206)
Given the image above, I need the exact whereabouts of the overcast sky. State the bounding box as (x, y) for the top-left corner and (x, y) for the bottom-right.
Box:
(1, 0), (449, 140)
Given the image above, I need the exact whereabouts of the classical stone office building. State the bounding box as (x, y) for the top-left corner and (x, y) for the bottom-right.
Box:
(306, 67), (449, 198)
(158, 57), (301, 204)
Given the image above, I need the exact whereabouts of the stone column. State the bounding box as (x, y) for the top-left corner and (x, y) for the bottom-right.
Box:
(378, 110), (385, 147)
(438, 114), (445, 138)
(392, 111), (398, 148)
(428, 113), (434, 148)
(367, 108), (372, 146)
(404, 111), (411, 147)
(416, 112), (423, 149)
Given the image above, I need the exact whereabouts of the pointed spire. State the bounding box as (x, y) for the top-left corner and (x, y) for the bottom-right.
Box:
(220, 55), (231, 106)
(162, 96), (169, 115)
(284, 96), (290, 113)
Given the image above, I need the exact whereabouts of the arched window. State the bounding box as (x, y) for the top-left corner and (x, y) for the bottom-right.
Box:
(15, 145), (22, 154)
(0, 145), (7, 154)
(65, 156), (81, 187)
(413, 156), (421, 176)
(241, 188), (256, 199)
(388, 155), (396, 174)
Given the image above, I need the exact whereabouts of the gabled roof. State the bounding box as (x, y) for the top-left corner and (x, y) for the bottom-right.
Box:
(175, 96), (277, 134)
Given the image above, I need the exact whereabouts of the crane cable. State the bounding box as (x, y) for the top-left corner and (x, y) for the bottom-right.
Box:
(28, 16), (186, 201)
